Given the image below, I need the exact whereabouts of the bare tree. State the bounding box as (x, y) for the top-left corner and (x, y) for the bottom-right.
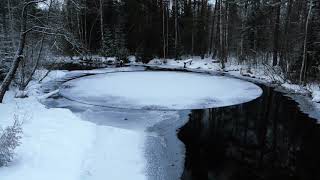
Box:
(272, 0), (281, 66)
(299, 0), (314, 84)
(0, 1), (42, 103)
(209, 0), (218, 57)
(18, 36), (45, 91)
(219, 0), (225, 69)
(7, 0), (17, 49)
(100, 0), (105, 52)
(18, 0), (54, 91)
(0, 0), (67, 102)
(174, 0), (178, 59)
(162, 0), (166, 59)
(224, 0), (229, 59)
(191, 0), (195, 56)
(281, 0), (292, 73)
(239, 1), (248, 62)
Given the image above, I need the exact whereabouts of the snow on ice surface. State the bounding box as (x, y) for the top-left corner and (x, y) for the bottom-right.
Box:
(0, 93), (146, 180)
(60, 71), (263, 110)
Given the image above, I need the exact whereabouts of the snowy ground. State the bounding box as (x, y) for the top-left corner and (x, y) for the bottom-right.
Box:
(0, 68), (149, 180)
(0, 93), (99, 180)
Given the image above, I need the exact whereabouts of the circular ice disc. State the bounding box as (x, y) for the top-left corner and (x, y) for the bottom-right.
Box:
(59, 71), (262, 110)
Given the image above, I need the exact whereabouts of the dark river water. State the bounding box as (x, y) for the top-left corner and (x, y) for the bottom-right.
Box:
(178, 85), (320, 180)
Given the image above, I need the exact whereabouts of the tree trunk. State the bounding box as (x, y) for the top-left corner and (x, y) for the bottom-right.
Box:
(84, 3), (88, 50)
(0, 1), (39, 102)
(166, 3), (169, 57)
(219, 0), (225, 69)
(191, 0), (195, 56)
(162, 0), (166, 59)
(100, 0), (105, 51)
(200, 0), (205, 59)
(299, 0), (313, 84)
(7, 0), (16, 49)
(224, 0), (228, 64)
(209, 0), (218, 57)
(281, 0), (292, 73)
(20, 35), (45, 91)
(272, 0), (281, 66)
(240, 1), (248, 61)
(174, 0), (178, 59)
(77, 11), (83, 47)
(200, 0), (208, 59)
(20, 0), (52, 91)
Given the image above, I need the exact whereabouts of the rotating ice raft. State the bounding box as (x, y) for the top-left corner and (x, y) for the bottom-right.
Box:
(59, 71), (263, 110)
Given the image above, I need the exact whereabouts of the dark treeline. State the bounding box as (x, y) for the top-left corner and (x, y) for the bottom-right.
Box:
(61, 0), (320, 83)
(63, 0), (222, 60)
(0, 0), (319, 96)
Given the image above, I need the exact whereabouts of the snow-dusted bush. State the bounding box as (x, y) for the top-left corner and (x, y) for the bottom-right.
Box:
(0, 117), (22, 167)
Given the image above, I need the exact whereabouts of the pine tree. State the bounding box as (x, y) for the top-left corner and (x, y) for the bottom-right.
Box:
(102, 27), (116, 57)
(114, 25), (129, 62)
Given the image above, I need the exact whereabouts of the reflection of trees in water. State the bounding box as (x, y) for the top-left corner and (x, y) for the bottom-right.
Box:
(179, 86), (320, 180)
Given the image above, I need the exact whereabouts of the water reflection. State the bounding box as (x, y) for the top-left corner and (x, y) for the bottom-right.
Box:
(179, 86), (320, 180)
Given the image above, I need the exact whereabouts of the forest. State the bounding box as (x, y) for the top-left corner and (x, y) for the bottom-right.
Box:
(0, 0), (319, 98)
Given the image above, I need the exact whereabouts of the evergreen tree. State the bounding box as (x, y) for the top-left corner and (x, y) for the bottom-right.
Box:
(114, 25), (129, 61)
(102, 27), (116, 57)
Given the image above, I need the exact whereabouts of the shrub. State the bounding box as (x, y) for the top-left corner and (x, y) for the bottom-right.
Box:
(0, 117), (22, 167)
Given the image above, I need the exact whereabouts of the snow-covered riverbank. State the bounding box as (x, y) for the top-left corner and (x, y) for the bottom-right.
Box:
(0, 94), (147, 180)
(0, 68), (148, 180)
